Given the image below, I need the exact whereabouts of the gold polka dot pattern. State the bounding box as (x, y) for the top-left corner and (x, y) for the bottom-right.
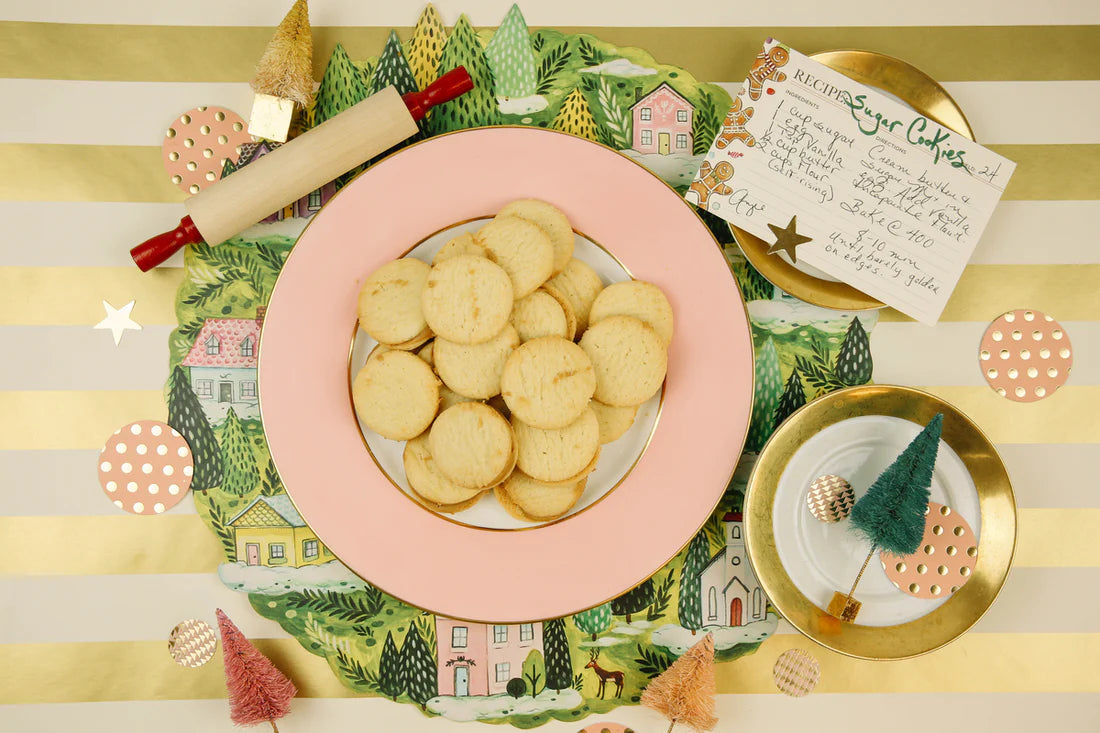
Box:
(97, 420), (194, 515)
(979, 309), (1072, 402)
(162, 106), (252, 194)
(881, 502), (978, 599)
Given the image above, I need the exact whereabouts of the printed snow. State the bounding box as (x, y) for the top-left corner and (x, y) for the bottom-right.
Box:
(610, 624), (645, 636)
(577, 636), (629, 648)
(201, 399), (260, 424)
(218, 560), (371, 595)
(621, 150), (703, 187)
(747, 295), (880, 335)
(580, 58), (658, 77)
(427, 689), (583, 722)
(231, 216), (309, 242)
(649, 615), (779, 655)
(498, 94), (548, 115)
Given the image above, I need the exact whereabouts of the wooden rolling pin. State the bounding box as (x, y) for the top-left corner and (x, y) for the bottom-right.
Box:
(131, 67), (473, 271)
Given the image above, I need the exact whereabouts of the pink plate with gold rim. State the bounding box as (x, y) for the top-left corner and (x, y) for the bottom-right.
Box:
(259, 127), (753, 623)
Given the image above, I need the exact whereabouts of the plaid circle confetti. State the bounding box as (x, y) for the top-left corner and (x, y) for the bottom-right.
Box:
(806, 474), (854, 522)
(168, 619), (218, 668)
(98, 420), (194, 515)
(881, 502), (978, 599)
(979, 309), (1072, 402)
(773, 648), (820, 697)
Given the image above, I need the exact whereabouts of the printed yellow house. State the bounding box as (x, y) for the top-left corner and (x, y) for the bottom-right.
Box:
(229, 495), (331, 567)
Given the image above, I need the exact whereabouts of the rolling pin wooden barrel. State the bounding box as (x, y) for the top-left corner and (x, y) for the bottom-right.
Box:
(131, 67), (473, 271)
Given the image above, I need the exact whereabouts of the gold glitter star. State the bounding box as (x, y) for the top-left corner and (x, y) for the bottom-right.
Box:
(766, 216), (813, 263)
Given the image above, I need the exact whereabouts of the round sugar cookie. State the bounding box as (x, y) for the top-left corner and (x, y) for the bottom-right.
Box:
(498, 199), (574, 276)
(500, 337), (596, 429)
(579, 315), (668, 407)
(440, 384), (477, 412)
(589, 280), (675, 346)
(433, 231), (484, 264)
(541, 285), (578, 340)
(512, 406), (599, 482)
(475, 216), (554, 299)
(434, 324), (520, 399)
(352, 350), (440, 440)
(411, 486), (486, 514)
(385, 326), (433, 351)
(495, 472), (587, 522)
(590, 400), (639, 444)
(543, 257), (604, 334)
(429, 403), (516, 489)
(511, 289), (569, 342)
(403, 434), (483, 506)
(357, 258), (431, 346)
(421, 255), (514, 345)
(416, 340), (434, 366)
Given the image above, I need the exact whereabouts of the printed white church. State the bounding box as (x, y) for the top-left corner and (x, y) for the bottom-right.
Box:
(697, 512), (768, 626)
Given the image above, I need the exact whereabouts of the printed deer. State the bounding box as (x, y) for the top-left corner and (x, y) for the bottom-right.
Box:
(584, 650), (624, 699)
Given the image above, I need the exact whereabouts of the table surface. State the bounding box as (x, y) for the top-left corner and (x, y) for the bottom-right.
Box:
(2, 1), (1097, 731)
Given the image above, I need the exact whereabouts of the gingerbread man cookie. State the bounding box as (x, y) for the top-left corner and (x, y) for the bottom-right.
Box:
(747, 46), (789, 100)
(687, 160), (734, 208)
(716, 96), (756, 149)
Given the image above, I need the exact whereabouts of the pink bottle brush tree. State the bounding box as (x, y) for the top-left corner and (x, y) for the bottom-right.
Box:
(216, 608), (297, 732)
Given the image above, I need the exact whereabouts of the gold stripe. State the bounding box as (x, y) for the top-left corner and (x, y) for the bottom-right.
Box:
(0, 507), (1089, 577)
(1, 23), (1097, 83)
(0, 267), (182, 326)
(3, 143), (1094, 203)
(0, 516), (221, 576)
(2, 264), (1095, 327)
(0, 391), (166, 450)
(914, 386), (1100, 445)
(0, 145), (184, 203)
(878, 265), (1100, 323)
(1, 632), (1095, 703)
(1014, 509), (1100, 568)
(989, 145), (1100, 202)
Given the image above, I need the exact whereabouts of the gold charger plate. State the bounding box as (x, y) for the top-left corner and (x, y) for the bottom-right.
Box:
(732, 50), (976, 311)
(744, 385), (1016, 660)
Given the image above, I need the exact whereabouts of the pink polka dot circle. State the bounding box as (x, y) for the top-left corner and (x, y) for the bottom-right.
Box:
(98, 420), (194, 514)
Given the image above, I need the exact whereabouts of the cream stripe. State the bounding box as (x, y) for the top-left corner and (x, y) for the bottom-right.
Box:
(0, 391), (167, 450)
(0, 508), (1090, 576)
(914, 385), (1100, 444)
(5, 567), (1095, 646)
(1, 24), (1096, 83)
(6, 0), (1098, 27)
(997, 444), (1100, 509)
(3, 200), (1097, 268)
(0, 575), (291, 644)
(3, 142), (1093, 202)
(3, 265), (1095, 327)
(8, 79), (1100, 146)
(872, 322), (1098, 386)
(877, 265), (1100, 323)
(1, 695), (1097, 733)
(0, 633), (1096, 704)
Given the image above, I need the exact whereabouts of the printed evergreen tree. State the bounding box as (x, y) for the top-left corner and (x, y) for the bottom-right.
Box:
(745, 338), (783, 452)
(773, 367), (807, 429)
(377, 630), (403, 701)
(542, 618), (573, 692)
(485, 3), (538, 99)
(399, 624), (437, 710)
(167, 365), (222, 492)
(260, 456), (284, 496)
(523, 649), (545, 697)
(552, 88), (599, 141)
(611, 579), (655, 624)
(427, 15), (500, 134)
(368, 30), (420, 96)
(572, 603), (612, 641)
(678, 531), (710, 635)
(313, 43), (369, 126)
(407, 4), (446, 91)
(219, 407), (259, 495)
(835, 316), (873, 386)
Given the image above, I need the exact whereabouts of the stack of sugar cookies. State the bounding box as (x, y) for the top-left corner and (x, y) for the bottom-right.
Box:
(352, 199), (673, 523)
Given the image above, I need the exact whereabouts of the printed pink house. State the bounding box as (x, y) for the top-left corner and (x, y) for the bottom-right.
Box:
(630, 82), (694, 156)
(225, 142), (335, 221)
(181, 308), (264, 422)
(435, 616), (544, 696)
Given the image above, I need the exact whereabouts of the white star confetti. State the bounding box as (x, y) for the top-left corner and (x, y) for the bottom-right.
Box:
(94, 300), (142, 345)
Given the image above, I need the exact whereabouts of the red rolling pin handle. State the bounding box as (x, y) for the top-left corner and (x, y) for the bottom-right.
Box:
(130, 67), (474, 272)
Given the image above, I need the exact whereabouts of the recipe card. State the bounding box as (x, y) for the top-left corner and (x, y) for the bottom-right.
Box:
(690, 39), (1015, 324)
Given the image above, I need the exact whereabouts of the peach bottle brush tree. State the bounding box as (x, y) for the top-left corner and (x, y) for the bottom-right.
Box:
(830, 413), (943, 621)
(216, 609), (297, 732)
(641, 632), (718, 733)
